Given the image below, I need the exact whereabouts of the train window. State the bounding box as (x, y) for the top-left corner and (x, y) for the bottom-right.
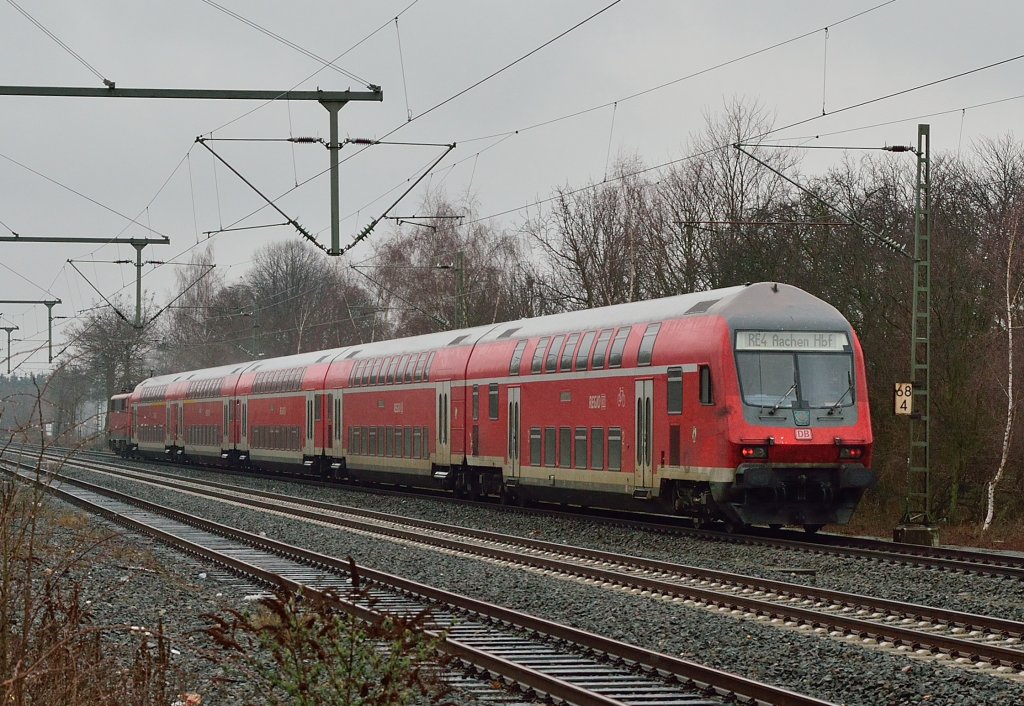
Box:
(350, 427), (357, 453)
(422, 426), (430, 457)
(529, 428), (541, 465)
(699, 365), (713, 405)
(383, 357), (396, 384)
(403, 355), (415, 383)
(378, 426), (386, 454)
(411, 427), (420, 458)
(591, 329), (613, 369)
(405, 425), (414, 457)
(414, 354), (427, 382)
(608, 428), (622, 471)
(544, 428), (556, 466)
(574, 428), (587, 468)
(575, 331), (596, 370)
(560, 333), (580, 371)
(472, 385), (480, 420)
(509, 339), (528, 376)
(545, 335), (565, 373)
(373, 359), (386, 385)
(386, 426), (394, 456)
(667, 367), (683, 415)
(591, 428), (604, 469)
(395, 355), (409, 383)
(425, 352), (436, 379)
(638, 323), (661, 366)
(488, 383), (499, 420)
(608, 328), (631, 368)
(394, 426), (403, 456)
(359, 361), (370, 386)
(292, 427), (300, 450)
(559, 427), (571, 467)
(531, 338), (549, 374)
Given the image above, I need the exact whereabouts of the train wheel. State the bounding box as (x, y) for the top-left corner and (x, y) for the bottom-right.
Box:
(802, 524), (823, 534)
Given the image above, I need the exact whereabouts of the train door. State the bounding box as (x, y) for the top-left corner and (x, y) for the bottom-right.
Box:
(634, 379), (653, 492)
(325, 393), (334, 450)
(223, 400), (230, 449)
(169, 402), (179, 447)
(240, 400), (247, 448)
(507, 386), (521, 478)
(305, 391), (316, 456)
(232, 399), (241, 447)
(436, 381), (451, 466)
(334, 392), (343, 454)
(312, 393), (329, 453)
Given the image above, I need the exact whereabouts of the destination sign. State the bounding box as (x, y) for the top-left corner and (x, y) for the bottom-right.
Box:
(735, 331), (849, 352)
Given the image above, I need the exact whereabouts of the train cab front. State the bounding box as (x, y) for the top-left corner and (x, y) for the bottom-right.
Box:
(712, 329), (875, 530)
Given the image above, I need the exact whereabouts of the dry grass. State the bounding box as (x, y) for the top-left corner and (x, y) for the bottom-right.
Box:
(1, 471), (188, 706)
(835, 493), (1024, 551)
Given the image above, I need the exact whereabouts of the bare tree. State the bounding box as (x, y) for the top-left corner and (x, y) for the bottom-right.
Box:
(655, 97), (798, 292)
(525, 155), (664, 310)
(371, 190), (525, 335)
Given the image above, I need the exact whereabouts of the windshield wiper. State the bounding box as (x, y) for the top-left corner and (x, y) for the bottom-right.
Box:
(768, 381), (797, 415)
(826, 372), (854, 415)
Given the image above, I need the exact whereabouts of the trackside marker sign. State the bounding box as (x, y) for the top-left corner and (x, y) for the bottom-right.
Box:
(894, 382), (913, 416)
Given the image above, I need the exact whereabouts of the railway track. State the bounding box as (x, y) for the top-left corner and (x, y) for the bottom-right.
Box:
(15, 451), (1024, 678)
(29, 445), (1024, 580)
(2, 458), (833, 706)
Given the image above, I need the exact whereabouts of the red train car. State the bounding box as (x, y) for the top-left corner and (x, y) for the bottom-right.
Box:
(115, 283), (874, 531)
(105, 392), (132, 454)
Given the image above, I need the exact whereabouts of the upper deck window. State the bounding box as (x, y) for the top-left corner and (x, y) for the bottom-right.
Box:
(637, 323), (661, 366)
(545, 335), (565, 373)
(575, 331), (596, 370)
(591, 329), (613, 370)
(531, 338), (549, 374)
(560, 333), (580, 371)
(509, 340), (528, 376)
(608, 328), (631, 368)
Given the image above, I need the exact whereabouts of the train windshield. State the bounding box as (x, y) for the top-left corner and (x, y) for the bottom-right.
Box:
(734, 331), (853, 410)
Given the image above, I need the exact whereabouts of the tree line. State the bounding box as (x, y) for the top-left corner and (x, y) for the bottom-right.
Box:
(31, 98), (1024, 528)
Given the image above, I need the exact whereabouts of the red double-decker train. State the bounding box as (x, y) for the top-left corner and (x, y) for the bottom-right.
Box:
(107, 282), (874, 531)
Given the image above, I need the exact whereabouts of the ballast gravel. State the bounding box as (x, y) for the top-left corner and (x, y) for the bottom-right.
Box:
(64, 461), (1024, 706)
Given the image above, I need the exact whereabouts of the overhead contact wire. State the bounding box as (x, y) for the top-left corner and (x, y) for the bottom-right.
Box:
(395, 16), (413, 121)
(6, 0), (112, 86)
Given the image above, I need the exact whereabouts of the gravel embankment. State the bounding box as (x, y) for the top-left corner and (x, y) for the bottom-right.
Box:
(63, 462), (1024, 706)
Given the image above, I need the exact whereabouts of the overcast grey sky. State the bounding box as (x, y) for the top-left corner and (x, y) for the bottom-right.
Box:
(2, 0), (1023, 371)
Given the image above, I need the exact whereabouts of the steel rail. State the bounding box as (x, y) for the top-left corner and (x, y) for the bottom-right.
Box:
(2, 461), (832, 706)
(65, 455), (1024, 637)
(32, 455), (1024, 672)
(17, 446), (1024, 576)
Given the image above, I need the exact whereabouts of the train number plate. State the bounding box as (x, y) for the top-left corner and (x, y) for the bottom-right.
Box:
(794, 428), (813, 440)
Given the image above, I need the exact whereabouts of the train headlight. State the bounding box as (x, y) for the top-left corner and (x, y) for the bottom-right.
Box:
(741, 446), (768, 459)
(839, 446), (864, 460)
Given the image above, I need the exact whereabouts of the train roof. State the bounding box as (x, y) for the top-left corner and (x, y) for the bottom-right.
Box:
(127, 282), (850, 396)
(134, 359), (257, 391)
(713, 282), (850, 331)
